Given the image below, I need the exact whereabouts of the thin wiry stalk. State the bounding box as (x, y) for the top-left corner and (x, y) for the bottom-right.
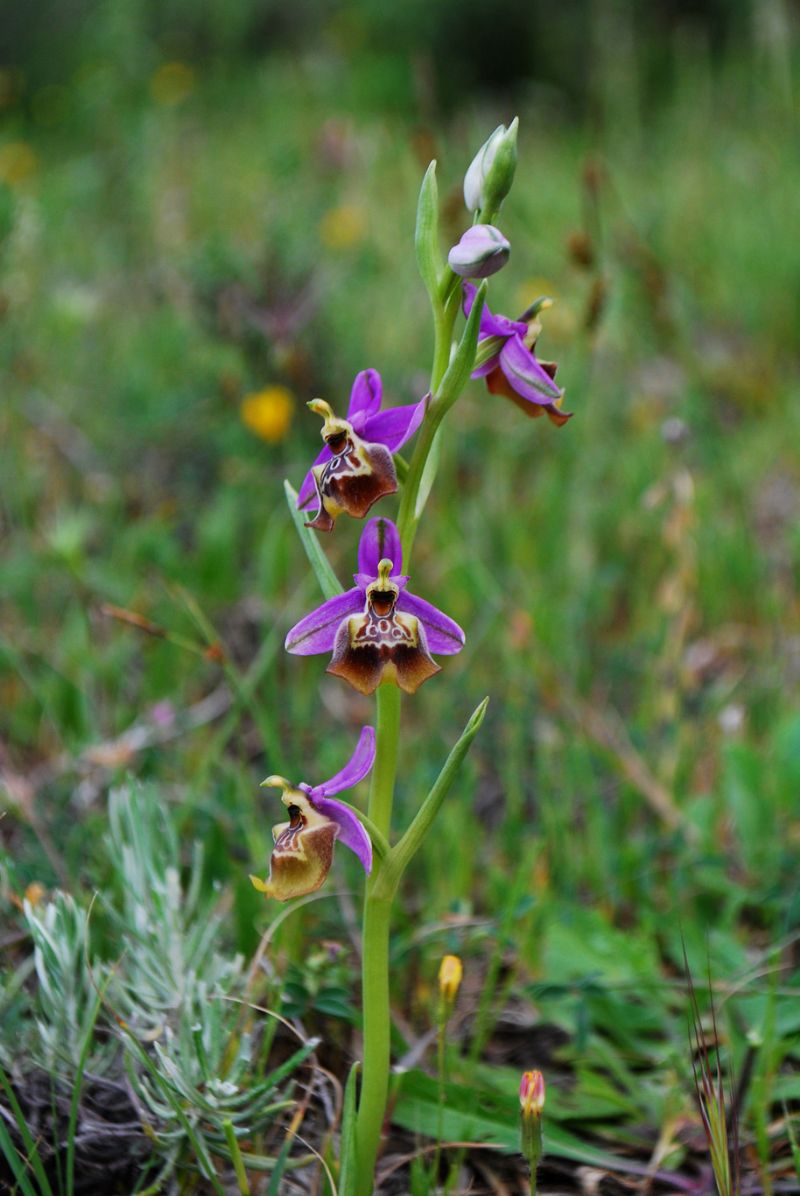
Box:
(686, 955), (740, 1196)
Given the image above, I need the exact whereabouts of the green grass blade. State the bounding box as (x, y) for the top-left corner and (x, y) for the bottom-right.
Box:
(0, 1060), (54, 1196)
(337, 1061), (360, 1196)
(394, 1069), (639, 1171)
(223, 1119), (251, 1195)
(266, 1128), (296, 1196)
(0, 1114), (38, 1196)
(122, 1032), (227, 1196)
(66, 980), (107, 1196)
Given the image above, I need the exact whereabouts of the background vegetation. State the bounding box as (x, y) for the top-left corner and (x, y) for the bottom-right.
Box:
(1, 0), (799, 1190)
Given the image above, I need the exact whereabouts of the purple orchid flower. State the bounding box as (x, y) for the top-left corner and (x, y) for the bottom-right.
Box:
(285, 516), (465, 695)
(251, 725), (375, 901)
(297, 369), (426, 532)
(464, 283), (572, 427)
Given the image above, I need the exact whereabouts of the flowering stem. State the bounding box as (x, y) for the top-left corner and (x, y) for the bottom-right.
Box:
(354, 886), (393, 1194)
(431, 303), (455, 393)
(369, 684), (402, 838)
(397, 411), (442, 564)
(353, 275), (486, 1185)
(353, 683), (401, 1192)
(397, 282), (486, 563)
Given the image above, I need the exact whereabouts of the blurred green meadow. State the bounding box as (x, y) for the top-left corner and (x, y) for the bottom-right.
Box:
(1, 1), (800, 1191)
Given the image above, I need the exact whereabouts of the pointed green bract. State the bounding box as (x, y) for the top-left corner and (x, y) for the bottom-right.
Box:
(415, 161), (443, 308)
(283, 479), (344, 600)
(379, 697), (489, 895)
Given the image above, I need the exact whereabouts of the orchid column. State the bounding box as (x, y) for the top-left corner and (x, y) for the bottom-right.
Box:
(252, 119), (573, 1195)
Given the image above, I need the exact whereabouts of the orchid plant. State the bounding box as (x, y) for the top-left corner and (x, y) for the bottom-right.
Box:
(253, 120), (572, 1193)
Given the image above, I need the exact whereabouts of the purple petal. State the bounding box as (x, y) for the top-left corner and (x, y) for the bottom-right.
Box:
(312, 795), (372, 873)
(357, 517), (403, 578)
(396, 591), (465, 656)
(463, 282), (527, 340)
(499, 335), (563, 403)
(362, 395), (427, 454)
(304, 726), (376, 798)
(285, 588), (362, 655)
(347, 369), (382, 424)
(297, 444), (332, 510)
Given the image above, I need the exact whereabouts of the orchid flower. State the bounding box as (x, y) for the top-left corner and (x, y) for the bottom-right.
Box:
(464, 283), (572, 426)
(297, 369), (426, 532)
(285, 517), (465, 695)
(251, 726), (375, 901)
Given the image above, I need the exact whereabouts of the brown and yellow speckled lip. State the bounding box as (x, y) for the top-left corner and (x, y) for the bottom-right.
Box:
(251, 791), (338, 901)
(305, 431), (398, 532)
(327, 604), (440, 695)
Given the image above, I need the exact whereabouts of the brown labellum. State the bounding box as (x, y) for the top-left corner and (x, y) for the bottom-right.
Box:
(258, 800), (338, 901)
(327, 605), (440, 695)
(305, 432), (397, 532)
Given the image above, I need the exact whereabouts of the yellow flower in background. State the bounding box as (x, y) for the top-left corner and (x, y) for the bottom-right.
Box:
(320, 203), (366, 250)
(0, 141), (38, 186)
(24, 882), (46, 907)
(241, 386), (294, 443)
(151, 61), (196, 106)
(438, 954), (463, 1004)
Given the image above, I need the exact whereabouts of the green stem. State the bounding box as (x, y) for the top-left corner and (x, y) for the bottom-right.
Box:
(433, 996), (450, 1185)
(351, 250), (484, 1196)
(431, 304), (454, 390)
(369, 685), (401, 838)
(396, 278), (485, 565)
(353, 888), (393, 1195)
(396, 408), (444, 564)
(396, 275), (459, 564)
(353, 685), (401, 1194)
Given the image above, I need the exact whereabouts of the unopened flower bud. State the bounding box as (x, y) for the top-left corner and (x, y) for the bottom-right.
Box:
(448, 225), (510, 279)
(463, 118), (519, 216)
(520, 1069), (545, 1117)
(438, 954), (463, 1004)
(520, 1069), (545, 1182)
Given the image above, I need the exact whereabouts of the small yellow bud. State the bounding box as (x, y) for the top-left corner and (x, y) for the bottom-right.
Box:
(438, 954), (463, 1004)
(519, 1069), (545, 1117)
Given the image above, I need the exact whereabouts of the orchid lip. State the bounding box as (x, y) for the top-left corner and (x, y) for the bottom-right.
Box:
(254, 728), (376, 898)
(285, 520), (466, 671)
(296, 371), (426, 513)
